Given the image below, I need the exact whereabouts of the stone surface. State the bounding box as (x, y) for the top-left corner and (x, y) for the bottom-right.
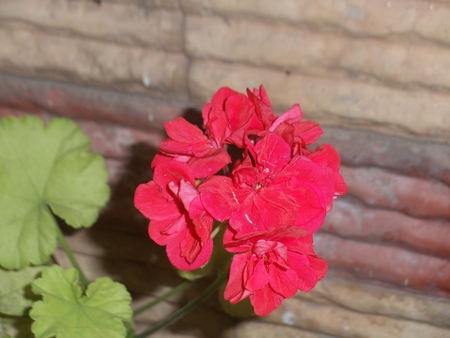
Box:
(299, 276), (450, 328)
(186, 15), (450, 90)
(324, 198), (450, 258)
(265, 296), (450, 338)
(233, 321), (336, 338)
(189, 60), (450, 139)
(0, 0), (183, 51)
(315, 232), (450, 294)
(341, 165), (450, 218)
(78, 119), (164, 158)
(2, 1), (450, 336)
(0, 73), (186, 130)
(318, 126), (450, 185)
(0, 26), (189, 99)
(181, 0), (450, 45)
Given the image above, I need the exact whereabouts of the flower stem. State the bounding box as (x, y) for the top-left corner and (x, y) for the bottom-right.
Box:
(135, 270), (228, 338)
(210, 221), (228, 239)
(133, 280), (192, 316)
(55, 225), (89, 289)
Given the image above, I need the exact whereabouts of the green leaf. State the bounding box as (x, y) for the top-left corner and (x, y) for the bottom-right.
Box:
(29, 265), (133, 338)
(0, 266), (43, 316)
(0, 115), (110, 269)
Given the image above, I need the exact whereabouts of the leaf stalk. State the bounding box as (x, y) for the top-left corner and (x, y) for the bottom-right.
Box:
(133, 280), (191, 316)
(55, 225), (89, 289)
(134, 270), (228, 338)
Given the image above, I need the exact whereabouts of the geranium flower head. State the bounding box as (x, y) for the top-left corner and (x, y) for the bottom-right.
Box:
(223, 225), (327, 316)
(200, 132), (335, 236)
(135, 84), (347, 317)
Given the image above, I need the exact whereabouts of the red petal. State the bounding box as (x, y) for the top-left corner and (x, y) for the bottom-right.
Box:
(176, 180), (199, 211)
(247, 86), (275, 129)
(224, 252), (253, 303)
(153, 161), (195, 198)
(249, 285), (284, 316)
(229, 187), (300, 237)
(293, 120), (323, 144)
(253, 133), (291, 177)
(225, 93), (259, 132)
(245, 259), (270, 292)
(209, 86), (240, 108)
(188, 196), (214, 243)
(286, 251), (327, 292)
(267, 264), (298, 299)
(148, 215), (186, 246)
(199, 175), (240, 221)
(166, 229), (214, 270)
(134, 182), (181, 221)
(202, 104), (228, 147)
(187, 148), (231, 178)
(269, 104), (303, 132)
(308, 144), (341, 171)
(164, 117), (208, 144)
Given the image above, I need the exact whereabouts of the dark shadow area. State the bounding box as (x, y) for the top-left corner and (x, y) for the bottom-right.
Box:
(60, 107), (239, 337)
(182, 108), (204, 129)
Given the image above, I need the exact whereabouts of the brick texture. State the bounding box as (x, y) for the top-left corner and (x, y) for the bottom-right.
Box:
(324, 198), (450, 258)
(265, 295), (450, 338)
(301, 277), (450, 327)
(0, 27), (188, 99)
(181, 0), (450, 45)
(0, 0), (183, 51)
(341, 165), (450, 218)
(315, 232), (450, 294)
(186, 15), (450, 89)
(319, 126), (450, 185)
(1, 0), (450, 139)
(0, 73), (186, 129)
(1, 1), (450, 336)
(189, 60), (450, 137)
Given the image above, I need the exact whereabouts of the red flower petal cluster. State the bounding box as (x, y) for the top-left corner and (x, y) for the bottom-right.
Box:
(134, 85), (347, 315)
(223, 226), (327, 316)
(134, 161), (213, 270)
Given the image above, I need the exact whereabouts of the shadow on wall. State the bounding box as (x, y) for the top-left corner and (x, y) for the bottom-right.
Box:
(60, 108), (239, 337)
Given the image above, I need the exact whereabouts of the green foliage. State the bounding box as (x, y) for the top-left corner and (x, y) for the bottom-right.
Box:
(29, 265), (133, 338)
(0, 267), (43, 316)
(0, 116), (110, 269)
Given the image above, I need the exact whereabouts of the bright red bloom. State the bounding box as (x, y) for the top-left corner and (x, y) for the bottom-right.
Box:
(134, 161), (213, 270)
(200, 133), (335, 236)
(135, 84), (347, 318)
(223, 226), (327, 316)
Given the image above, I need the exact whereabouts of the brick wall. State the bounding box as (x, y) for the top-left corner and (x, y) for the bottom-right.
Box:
(1, 1), (450, 337)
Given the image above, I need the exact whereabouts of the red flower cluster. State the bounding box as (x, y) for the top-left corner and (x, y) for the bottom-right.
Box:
(135, 86), (347, 316)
